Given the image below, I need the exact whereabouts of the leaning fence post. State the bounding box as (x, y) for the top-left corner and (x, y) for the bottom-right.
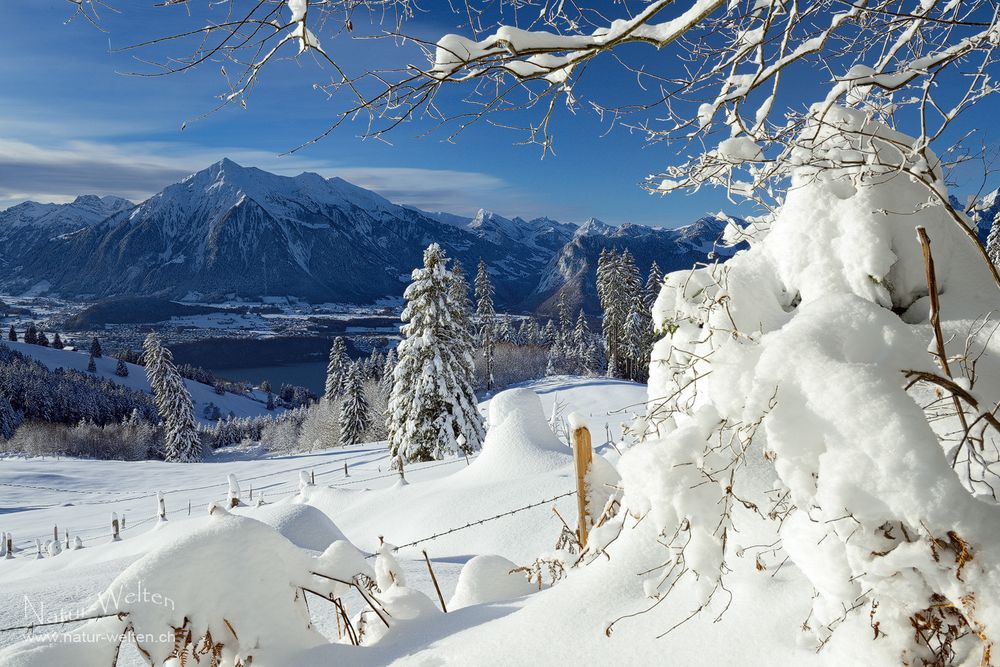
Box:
(157, 492), (167, 523)
(570, 418), (593, 548)
(422, 550), (448, 613)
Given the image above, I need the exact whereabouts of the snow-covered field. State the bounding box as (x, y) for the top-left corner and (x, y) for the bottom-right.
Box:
(0, 377), (702, 665)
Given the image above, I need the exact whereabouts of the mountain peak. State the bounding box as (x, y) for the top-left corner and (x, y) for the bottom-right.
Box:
(575, 217), (615, 236)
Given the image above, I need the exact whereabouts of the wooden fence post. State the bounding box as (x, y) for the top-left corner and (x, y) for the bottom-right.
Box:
(157, 492), (167, 522)
(422, 550), (448, 613)
(111, 513), (121, 542)
(571, 424), (593, 548)
(344, 462), (349, 477)
(5, 533), (13, 559)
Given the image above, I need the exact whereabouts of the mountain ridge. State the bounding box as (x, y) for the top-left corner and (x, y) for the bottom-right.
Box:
(0, 159), (740, 313)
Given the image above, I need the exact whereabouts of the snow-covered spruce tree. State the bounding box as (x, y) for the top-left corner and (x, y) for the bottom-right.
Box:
(475, 258), (497, 391)
(0, 396), (22, 440)
(324, 337), (348, 400)
(644, 261), (664, 310)
(86, 354), (97, 373)
(380, 348), (397, 401)
(51, 333), (64, 350)
(114, 358), (129, 377)
(987, 216), (1000, 268)
(7, 325), (15, 342)
(36, 331), (49, 347)
(339, 362), (370, 446)
(89, 336), (102, 358)
(573, 310), (600, 376)
(448, 258), (475, 341)
(23, 324), (37, 346)
(143, 333), (201, 462)
(388, 244), (485, 462)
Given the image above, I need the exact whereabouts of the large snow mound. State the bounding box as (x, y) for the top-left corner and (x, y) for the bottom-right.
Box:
(448, 554), (535, 610)
(463, 388), (571, 479)
(235, 501), (346, 551)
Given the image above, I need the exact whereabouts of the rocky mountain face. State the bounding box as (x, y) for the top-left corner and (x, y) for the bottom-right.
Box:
(0, 160), (737, 314)
(0, 195), (133, 276)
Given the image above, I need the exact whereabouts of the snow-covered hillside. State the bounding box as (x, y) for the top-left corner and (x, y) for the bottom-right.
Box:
(0, 340), (273, 425)
(0, 378), (647, 665)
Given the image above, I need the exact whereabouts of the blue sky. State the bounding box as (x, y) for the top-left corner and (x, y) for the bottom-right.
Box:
(1, 1), (995, 225)
(0, 0), (743, 226)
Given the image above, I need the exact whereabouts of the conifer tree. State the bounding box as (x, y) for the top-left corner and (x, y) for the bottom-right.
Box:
(0, 396), (21, 439)
(144, 333), (201, 462)
(340, 362), (370, 446)
(89, 336), (103, 358)
(388, 244), (485, 462)
(645, 261), (665, 310)
(541, 319), (557, 346)
(381, 348), (397, 401)
(557, 291), (572, 342)
(324, 337), (348, 400)
(115, 358), (129, 377)
(7, 325), (16, 342)
(366, 348), (385, 380)
(596, 249), (624, 377)
(24, 324), (37, 346)
(474, 258), (496, 391)
(51, 333), (64, 350)
(987, 216), (1000, 267)
(36, 331), (49, 347)
(519, 318), (539, 346)
(87, 354), (97, 373)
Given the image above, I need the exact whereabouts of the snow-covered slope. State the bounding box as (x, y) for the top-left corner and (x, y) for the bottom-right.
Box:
(0, 377), (834, 666)
(0, 195), (132, 272)
(0, 340), (273, 425)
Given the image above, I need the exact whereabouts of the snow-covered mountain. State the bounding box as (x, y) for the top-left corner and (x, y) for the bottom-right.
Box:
(0, 195), (132, 270)
(0, 160), (734, 313)
(530, 215), (742, 315)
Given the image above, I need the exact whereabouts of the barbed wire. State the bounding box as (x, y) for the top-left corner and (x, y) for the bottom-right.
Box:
(3, 454), (478, 550)
(0, 489), (578, 636)
(365, 489), (578, 558)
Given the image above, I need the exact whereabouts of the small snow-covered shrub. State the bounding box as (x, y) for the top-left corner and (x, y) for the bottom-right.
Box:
(449, 555), (535, 609)
(0, 420), (160, 460)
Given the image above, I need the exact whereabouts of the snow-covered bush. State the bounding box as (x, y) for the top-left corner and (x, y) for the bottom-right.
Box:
(449, 554), (535, 609)
(0, 420), (160, 460)
(609, 107), (1000, 664)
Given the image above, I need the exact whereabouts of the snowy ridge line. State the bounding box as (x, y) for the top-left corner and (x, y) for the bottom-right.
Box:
(364, 489), (578, 559)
